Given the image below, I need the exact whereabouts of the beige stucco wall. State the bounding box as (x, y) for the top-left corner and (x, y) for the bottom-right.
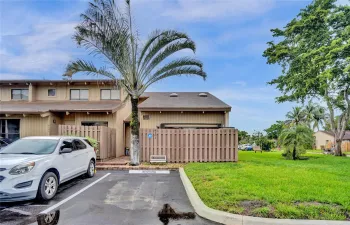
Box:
(35, 85), (120, 101)
(0, 84), (121, 102)
(115, 100), (131, 157)
(314, 131), (334, 149)
(139, 111), (226, 129)
(0, 115), (49, 137)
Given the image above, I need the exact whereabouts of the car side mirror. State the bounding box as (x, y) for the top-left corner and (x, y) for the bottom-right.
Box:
(60, 148), (73, 154)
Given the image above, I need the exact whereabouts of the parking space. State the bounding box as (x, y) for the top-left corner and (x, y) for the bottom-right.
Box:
(0, 171), (218, 225)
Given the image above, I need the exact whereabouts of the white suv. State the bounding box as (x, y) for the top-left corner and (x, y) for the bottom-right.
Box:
(0, 136), (96, 202)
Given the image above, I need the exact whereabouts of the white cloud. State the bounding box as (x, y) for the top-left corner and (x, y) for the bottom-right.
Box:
(20, 23), (77, 52)
(232, 81), (247, 86)
(1, 18), (78, 73)
(336, 0), (350, 5)
(0, 73), (29, 80)
(162, 0), (275, 22)
(211, 87), (278, 103)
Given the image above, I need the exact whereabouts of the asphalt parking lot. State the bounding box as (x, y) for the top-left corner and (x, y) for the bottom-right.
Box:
(0, 171), (218, 225)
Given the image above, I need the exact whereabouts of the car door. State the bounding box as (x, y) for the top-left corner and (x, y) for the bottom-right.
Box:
(55, 139), (76, 181)
(72, 139), (89, 173)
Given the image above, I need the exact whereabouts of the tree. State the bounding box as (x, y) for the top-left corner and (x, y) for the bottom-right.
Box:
(264, 121), (285, 139)
(285, 107), (306, 126)
(279, 125), (314, 160)
(311, 105), (326, 131)
(304, 101), (326, 131)
(238, 130), (249, 142)
(324, 116), (350, 131)
(263, 0), (350, 156)
(63, 0), (206, 165)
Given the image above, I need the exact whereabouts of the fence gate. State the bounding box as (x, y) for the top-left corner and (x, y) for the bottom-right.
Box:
(58, 125), (116, 160)
(140, 128), (238, 163)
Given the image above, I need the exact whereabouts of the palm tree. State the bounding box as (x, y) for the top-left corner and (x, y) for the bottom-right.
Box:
(63, 0), (206, 165)
(285, 106), (306, 126)
(279, 125), (314, 160)
(312, 105), (326, 131)
(303, 101), (326, 131)
(304, 101), (316, 128)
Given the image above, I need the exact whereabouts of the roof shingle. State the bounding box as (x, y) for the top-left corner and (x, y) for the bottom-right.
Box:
(139, 92), (231, 111)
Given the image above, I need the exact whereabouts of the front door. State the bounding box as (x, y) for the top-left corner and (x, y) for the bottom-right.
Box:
(0, 119), (20, 142)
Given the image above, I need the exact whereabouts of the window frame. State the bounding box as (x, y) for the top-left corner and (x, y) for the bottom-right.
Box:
(60, 139), (75, 151)
(73, 139), (87, 150)
(11, 89), (29, 100)
(70, 89), (89, 101)
(48, 88), (56, 97)
(100, 89), (120, 100)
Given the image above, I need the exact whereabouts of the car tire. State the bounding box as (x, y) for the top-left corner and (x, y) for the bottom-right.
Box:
(86, 159), (95, 178)
(37, 172), (58, 201)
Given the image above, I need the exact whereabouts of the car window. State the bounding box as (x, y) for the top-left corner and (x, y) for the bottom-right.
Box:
(0, 140), (6, 147)
(73, 139), (86, 150)
(60, 139), (74, 151)
(83, 139), (93, 147)
(0, 139), (58, 155)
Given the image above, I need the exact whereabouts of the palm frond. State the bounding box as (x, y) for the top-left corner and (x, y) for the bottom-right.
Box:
(64, 59), (115, 79)
(138, 30), (194, 76)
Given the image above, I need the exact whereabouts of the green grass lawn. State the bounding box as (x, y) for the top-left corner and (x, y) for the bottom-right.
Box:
(184, 151), (350, 220)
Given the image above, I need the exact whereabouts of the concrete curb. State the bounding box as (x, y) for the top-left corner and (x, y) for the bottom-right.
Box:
(179, 168), (350, 225)
(96, 165), (179, 171)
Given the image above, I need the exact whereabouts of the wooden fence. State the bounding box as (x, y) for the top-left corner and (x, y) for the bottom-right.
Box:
(140, 128), (238, 163)
(325, 141), (350, 152)
(58, 125), (116, 160)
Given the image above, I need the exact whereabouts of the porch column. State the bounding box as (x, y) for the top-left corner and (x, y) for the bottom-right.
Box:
(28, 84), (36, 102)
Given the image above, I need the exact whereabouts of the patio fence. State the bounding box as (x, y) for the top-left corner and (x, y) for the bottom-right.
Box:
(140, 128), (238, 163)
(58, 125), (116, 160)
(325, 141), (350, 152)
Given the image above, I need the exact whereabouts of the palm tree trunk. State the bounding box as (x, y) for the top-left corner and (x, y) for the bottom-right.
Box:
(334, 139), (343, 156)
(130, 96), (140, 166)
(292, 144), (297, 160)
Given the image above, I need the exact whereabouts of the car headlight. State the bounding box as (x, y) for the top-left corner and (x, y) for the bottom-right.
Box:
(9, 162), (35, 175)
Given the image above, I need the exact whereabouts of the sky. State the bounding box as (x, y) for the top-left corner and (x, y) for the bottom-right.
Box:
(0, 0), (348, 133)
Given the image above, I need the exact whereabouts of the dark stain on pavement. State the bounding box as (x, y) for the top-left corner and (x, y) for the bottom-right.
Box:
(158, 204), (195, 225)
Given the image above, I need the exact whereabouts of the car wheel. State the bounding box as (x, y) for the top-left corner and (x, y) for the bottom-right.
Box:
(37, 172), (58, 201)
(86, 160), (95, 178)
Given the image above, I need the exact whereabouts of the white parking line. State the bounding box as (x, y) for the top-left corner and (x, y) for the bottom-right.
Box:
(39, 173), (110, 215)
(129, 170), (170, 174)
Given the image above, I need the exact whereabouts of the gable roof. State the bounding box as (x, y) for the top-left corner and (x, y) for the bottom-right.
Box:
(138, 92), (231, 111)
(318, 130), (350, 140)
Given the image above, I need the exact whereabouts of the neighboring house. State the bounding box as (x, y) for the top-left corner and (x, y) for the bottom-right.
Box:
(314, 130), (350, 150)
(0, 80), (231, 157)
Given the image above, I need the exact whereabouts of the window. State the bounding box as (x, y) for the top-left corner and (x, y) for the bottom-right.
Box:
(48, 89), (56, 97)
(100, 89), (120, 100)
(11, 89), (28, 100)
(0, 119), (20, 141)
(60, 139), (74, 150)
(143, 115), (150, 120)
(73, 139), (86, 150)
(81, 121), (108, 127)
(70, 89), (89, 100)
(1, 139), (59, 155)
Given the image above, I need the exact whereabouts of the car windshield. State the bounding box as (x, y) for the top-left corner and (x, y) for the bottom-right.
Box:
(0, 139), (58, 155)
